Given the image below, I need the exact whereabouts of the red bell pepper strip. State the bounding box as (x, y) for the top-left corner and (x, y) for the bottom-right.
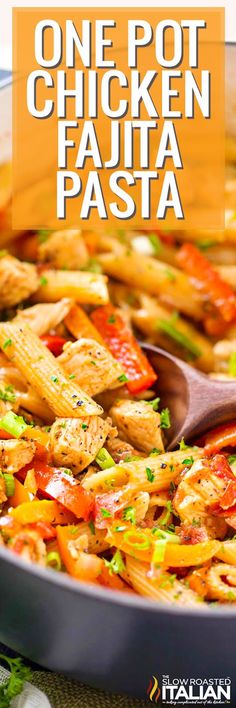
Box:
(91, 304), (157, 393)
(33, 461), (94, 521)
(40, 335), (67, 357)
(204, 423), (236, 455)
(177, 243), (236, 323)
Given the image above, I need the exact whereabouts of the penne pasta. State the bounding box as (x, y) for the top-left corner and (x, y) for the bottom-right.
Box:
(98, 251), (204, 319)
(125, 557), (201, 606)
(33, 269), (109, 305)
(82, 449), (202, 493)
(0, 322), (102, 418)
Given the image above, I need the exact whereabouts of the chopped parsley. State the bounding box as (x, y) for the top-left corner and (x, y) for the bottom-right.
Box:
(100, 508), (112, 519)
(160, 408), (171, 429)
(51, 375), (59, 383)
(182, 456), (194, 467)
(88, 520), (95, 535)
(228, 455), (236, 465)
(104, 549), (125, 575)
(68, 374), (75, 380)
(108, 314), (116, 324)
(149, 233), (161, 256)
(0, 385), (15, 403)
(3, 339), (12, 350)
(118, 374), (129, 383)
(165, 268), (176, 282)
(178, 437), (188, 450)
(229, 352), (236, 378)
(81, 423), (88, 430)
(150, 448), (162, 456)
(192, 518), (201, 528)
(37, 229), (50, 243)
(146, 467), (155, 483)
(157, 319), (202, 359)
(39, 275), (48, 286)
(145, 397), (160, 411)
(123, 506), (136, 524)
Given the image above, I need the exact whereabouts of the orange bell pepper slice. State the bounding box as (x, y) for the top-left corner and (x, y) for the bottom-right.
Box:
(177, 243), (236, 324)
(56, 525), (102, 581)
(91, 304), (157, 393)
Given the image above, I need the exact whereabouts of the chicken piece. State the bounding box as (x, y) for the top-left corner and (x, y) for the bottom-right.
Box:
(106, 435), (145, 463)
(58, 338), (124, 397)
(50, 416), (112, 473)
(14, 298), (72, 336)
(0, 439), (36, 474)
(0, 255), (39, 308)
(109, 400), (164, 455)
(174, 457), (227, 539)
(38, 229), (89, 270)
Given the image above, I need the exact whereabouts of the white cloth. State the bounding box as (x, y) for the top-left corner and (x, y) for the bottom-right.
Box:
(0, 665), (52, 708)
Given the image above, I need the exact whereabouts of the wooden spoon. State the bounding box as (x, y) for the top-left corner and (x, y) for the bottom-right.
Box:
(141, 342), (236, 450)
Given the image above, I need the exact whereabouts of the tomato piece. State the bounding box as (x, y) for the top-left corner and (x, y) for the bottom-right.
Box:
(40, 335), (67, 357)
(34, 461), (94, 521)
(95, 489), (128, 529)
(32, 521), (56, 540)
(177, 243), (236, 323)
(91, 304), (157, 393)
(204, 424), (236, 455)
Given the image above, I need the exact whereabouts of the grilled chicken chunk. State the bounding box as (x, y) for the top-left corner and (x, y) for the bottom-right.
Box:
(38, 229), (89, 270)
(174, 457), (228, 539)
(58, 338), (124, 397)
(0, 439), (36, 474)
(50, 416), (112, 473)
(14, 298), (72, 336)
(106, 435), (145, 463)
(109, 400), (164, 454)
(0, 255), (39, 308)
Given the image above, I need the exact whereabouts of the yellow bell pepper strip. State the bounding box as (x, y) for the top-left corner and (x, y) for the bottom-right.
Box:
(9, 478), (31, 507)
(56, 525), (102, 581)
(10, 500), (76, 525)
(106, 524), (220, 567)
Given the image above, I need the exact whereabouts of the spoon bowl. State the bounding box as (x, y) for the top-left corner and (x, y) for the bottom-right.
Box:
(141, 343), (236, 449)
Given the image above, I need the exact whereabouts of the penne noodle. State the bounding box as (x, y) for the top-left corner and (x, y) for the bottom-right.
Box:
(0, 322), (102, 418)
(125, 556), (201, 606)
(130, 293), (215, 373)
(98, 251), (204, 320)
(82, 449), (202, 493)
(33, 269), (109, 305)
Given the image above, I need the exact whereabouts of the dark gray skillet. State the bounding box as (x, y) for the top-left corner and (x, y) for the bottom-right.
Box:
(0, 342), (236, 700)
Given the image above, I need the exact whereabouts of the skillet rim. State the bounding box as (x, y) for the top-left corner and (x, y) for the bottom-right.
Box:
(0, 543), (236, 620)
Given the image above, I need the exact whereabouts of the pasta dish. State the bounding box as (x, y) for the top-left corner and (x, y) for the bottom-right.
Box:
(0, 165), (236, 606)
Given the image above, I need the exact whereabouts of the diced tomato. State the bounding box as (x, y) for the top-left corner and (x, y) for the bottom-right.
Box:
(32, 521), (57, 540)
(33, 461), (94, 521)
(204, 423), (236, 455)
(179, 525), (208, 545)
(40, 335), (67, 357)
(177, 243), (236, 323)
(95, 489), (128, 529)
(91, 304), (157, 393)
